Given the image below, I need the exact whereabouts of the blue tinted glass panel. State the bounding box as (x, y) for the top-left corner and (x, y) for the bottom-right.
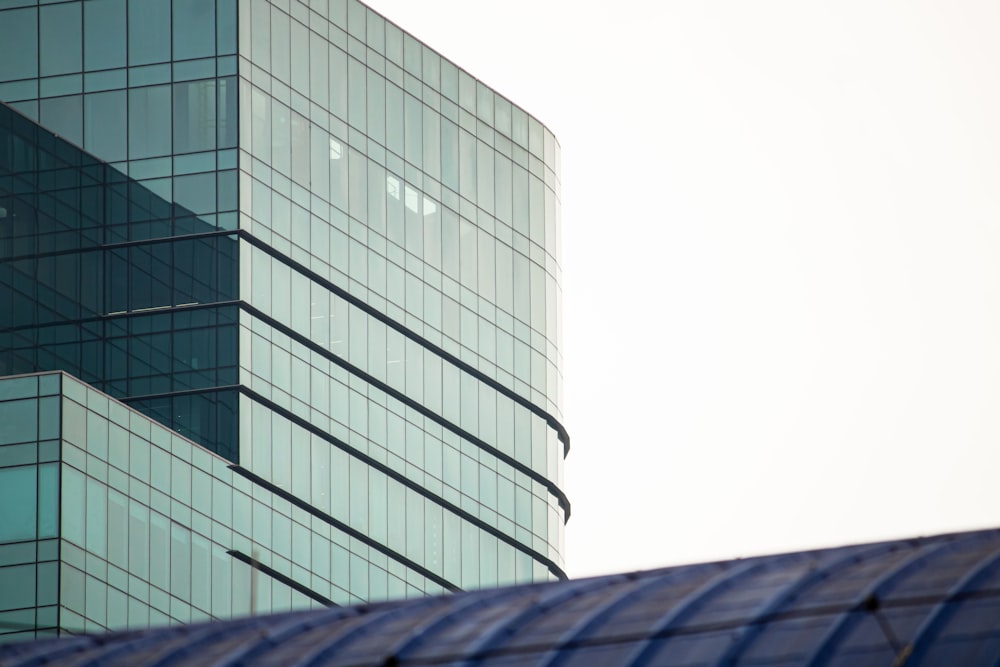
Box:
(0, 8), (38, 81)
(40, 3), (82, 76)
(128, 0), (170, 66)
(37, 463), (59, 539)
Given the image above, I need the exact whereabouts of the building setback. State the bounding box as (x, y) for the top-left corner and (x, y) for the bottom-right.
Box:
(0, 0), (568, 639)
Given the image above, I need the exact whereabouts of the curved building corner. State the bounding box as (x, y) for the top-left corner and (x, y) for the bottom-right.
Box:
(0, 0), (568, 638)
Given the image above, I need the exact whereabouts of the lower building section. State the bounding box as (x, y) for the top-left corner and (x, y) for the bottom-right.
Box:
(0, 371), (452, 641)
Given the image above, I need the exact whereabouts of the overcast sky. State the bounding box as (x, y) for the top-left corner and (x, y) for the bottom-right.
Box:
(364, 0), (1000, 578)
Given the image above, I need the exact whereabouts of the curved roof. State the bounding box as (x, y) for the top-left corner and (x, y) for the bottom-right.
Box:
(4, 528), (1000, 666)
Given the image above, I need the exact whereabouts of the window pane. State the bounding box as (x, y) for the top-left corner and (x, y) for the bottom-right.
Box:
(40, 3), (82, 76)
(0, 8), (38, 81)
(39, 95), (83, 148)
(85, 477), (107, 558)
(84, 0), (126, 71)
(216, 0), (237, 56)
(0, 564), (35, 610)
(149, 511), (169, 589)
(173, 0), (215, 60)
(128, 501), (149, 579)
(174, 79), (217, 154)
(128, 85), (171, 159)
(61, 465), (85, 547)
(37, 463), (59, 539)
(85, 91), (127, 162)
(217, 77), (237, 149)
(0, 399), (36, 445)
(0, 466), (36, 542)
(174, 172), (216, 216)
(128, 0), (170, 66)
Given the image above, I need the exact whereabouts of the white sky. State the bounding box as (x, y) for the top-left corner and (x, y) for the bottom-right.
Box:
(364, 0), (1000, 578)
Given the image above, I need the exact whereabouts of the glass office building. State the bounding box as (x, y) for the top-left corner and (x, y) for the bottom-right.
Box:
(0, 0), (568, 638)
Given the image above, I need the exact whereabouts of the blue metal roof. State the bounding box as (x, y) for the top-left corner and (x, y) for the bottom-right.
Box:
(4, 528), (1000, 666)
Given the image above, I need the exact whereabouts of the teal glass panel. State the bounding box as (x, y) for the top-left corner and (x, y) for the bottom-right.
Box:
(84, 0), (126, 71)
(61, 465), (86, 548)
(216, 0), (237, 56)
(174, 172), (216, 216)
(0, 542), (34, 568)
(0, 444), (34, 469)
(39, 2), (82, 76)
(0, 8), (37, 81)
(149, 511), (169, 590)
(170, 523), (191, 599)
(129, 85), (172, 159)
(107, 489), (128, 568)
(36, 562), (58, 606)
(84, 91), (127, 162)
(173, 0), (215, 61)
(85, 476), (107, 558)
(0, 376), (36, 402)
(39, 95), (83, 148)
(37, 397), (61, 442)
(37, 374), (60, 397)
(0, 564), (35, 610)
(174, 79), (217, 154)
(85, 575), (107, 626)
(128, 0), (171, 66)
(0, 466), (36, 543)
(128, 500), (149, 579)
(37, 605), (58, 630)
(61, 398), (86, 447)
(269, 4), (289, 80)
(37, 463), (59, 539)
(0, 399), (36, 445)
(217, 77), (237, 149)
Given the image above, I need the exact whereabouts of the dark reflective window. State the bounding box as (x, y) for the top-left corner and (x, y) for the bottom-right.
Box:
(0, 105), (241, 461)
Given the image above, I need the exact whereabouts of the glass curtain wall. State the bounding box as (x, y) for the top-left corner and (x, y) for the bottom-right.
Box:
(0, 0), (569, 606)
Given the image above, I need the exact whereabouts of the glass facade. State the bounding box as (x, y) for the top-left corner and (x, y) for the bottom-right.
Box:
(0, 0), (567, 632)
(1, 371), (452, 640)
